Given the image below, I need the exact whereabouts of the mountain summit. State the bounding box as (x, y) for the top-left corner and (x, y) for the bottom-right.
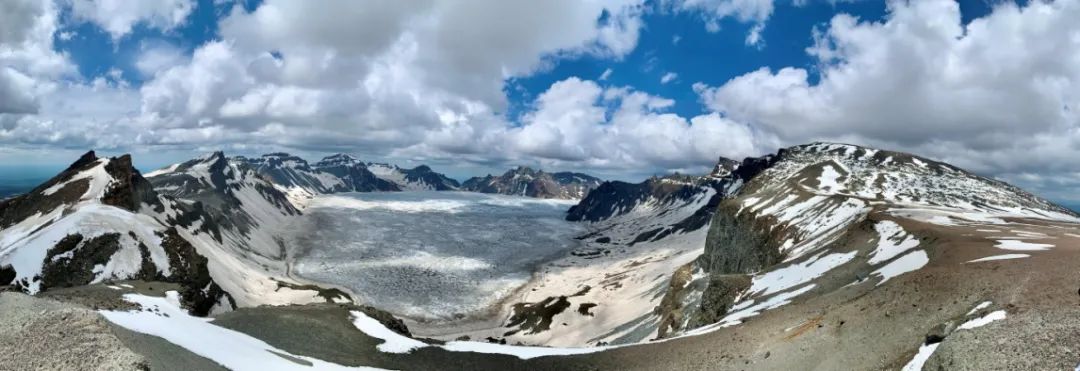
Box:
(462, 166), (603, 199)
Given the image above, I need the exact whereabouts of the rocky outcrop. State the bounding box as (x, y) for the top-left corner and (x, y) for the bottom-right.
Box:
(158, 228), (233, 315)
(102, 154), (163, 212)
(464, 167), (601, 199)
(40, 233), (122, 290)
(697, 202), (783, 274)
(0, 265), (14, 286)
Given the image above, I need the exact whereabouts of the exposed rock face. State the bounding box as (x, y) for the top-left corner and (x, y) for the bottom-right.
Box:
(709, 156), (741, 178)
(40, 233), (122, 290)
(312, 154), (399, 192)
(463, 166), (602, 199)
(158, 228), (233, 315)
(545, 159), (745, 345)
(102, 154), (163, 212)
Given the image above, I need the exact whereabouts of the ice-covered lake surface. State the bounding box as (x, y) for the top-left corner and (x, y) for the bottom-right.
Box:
(288, 191), (584, 321)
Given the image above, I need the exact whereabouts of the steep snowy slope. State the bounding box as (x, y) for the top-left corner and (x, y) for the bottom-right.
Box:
(463, 167), (602, 200)
(367, 163), (460, 191)
(313, 154), (400, 192)
(145, 152), (342, 307)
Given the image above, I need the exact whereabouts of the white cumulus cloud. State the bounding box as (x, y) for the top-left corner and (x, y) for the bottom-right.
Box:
(69, 0), (195, 41)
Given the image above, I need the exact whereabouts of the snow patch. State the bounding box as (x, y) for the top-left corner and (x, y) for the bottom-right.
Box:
(966, 254), (1030, 263)
(349, 311), (607, 359)
(966, 301), (992, 316)
(869, 220), (920, 265)
(747, 252), (856, 296)
(871, 249), (929, 285)
(816, 164), (844, 193)
(350, 311), (427, 353)
(957, 310), (1007, 330)
(143, 163), (180, 178)
(994, 239), (1053, 251)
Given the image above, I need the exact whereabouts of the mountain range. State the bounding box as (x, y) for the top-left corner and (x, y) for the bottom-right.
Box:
(2, 142), (1079, 370)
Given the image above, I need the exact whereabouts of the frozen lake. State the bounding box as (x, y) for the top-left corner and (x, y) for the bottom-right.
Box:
(287, 191), (584, 321)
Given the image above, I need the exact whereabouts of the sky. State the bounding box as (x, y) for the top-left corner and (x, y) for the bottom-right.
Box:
(0, 0), (1078, 208)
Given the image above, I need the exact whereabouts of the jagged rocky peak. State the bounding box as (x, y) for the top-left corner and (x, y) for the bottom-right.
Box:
(101, 154), (163, 212)
(709, 156), (740, 178)
(1, 151), (164, 231)
(191, 151), (227, 166)
(510, 166), (541, 177)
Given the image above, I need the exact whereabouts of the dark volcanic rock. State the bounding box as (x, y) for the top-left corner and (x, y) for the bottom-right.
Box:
(102, 154), (163, 212)
(158, 228), (234, 315)
(0, 265), (17, 286)
(40, 233), (122, 290)
(503, 296), (573, 336)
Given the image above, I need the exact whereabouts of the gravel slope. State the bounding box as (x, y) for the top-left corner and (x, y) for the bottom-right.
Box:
(0, 291), (147, 370)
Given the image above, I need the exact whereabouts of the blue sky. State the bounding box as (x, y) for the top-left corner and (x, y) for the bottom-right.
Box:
(2, 0), (1079, 208)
